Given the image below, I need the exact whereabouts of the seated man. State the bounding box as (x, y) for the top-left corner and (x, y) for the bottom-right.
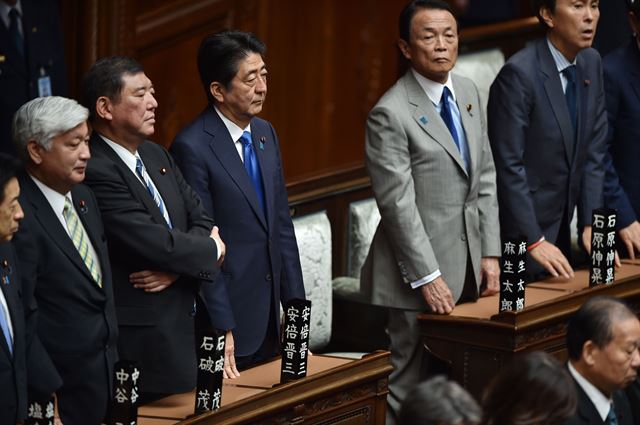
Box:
(564, 296), (640, 425)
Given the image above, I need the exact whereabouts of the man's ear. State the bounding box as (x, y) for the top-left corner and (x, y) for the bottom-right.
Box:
(582, 340), (598, 367)
(539, 6), (555, 29)
(95, 96), (113, 121)
(26, 140), (44, 165)
(398, 38), (412, 61)
(209, 82), (225, 104)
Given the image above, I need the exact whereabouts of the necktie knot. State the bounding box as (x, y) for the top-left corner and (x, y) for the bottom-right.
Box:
(63, 196), (73, 216)
(8, 7), (23, 58)
(563, 65), (576, 84)
(9, 7), (20, 21)
(239, 131), (252, 147)
(135, 156), (144, 175)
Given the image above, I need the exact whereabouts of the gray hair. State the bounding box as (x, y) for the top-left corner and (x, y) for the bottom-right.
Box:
(399, 375), (482, 425)
(12, 96), (89, 160)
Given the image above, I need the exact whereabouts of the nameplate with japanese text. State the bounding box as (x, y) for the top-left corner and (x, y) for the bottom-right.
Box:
(110, 360), (139, 425)
(194, 329), (225, 414)
(590, 209), (616, 287)
(280, 299), (311, 384)
(499, 239), (527, 313)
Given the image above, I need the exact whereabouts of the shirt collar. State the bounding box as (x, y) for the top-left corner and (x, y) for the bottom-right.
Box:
(99, 134), (140, 174)
(213, 106), (251, 143)
(29, 173), (71, 217)
(0, 0), (23, 29)
(568, 361), (612, 421)
(411, 68), (456, 107)
(547, 37), (576, 73)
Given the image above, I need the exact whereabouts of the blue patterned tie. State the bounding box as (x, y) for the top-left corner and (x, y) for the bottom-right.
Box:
(0, 298), (13, 355)
(135, 156), (173, 228)
(239, 131), (265, 214)
(440, 87), (461, 152)
(607, 406), (619, 425)
(8, 8), (24, 58)
(562, 65), (577, 138)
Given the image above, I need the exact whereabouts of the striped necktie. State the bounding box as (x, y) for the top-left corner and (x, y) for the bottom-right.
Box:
(135, 156), (173, 228)
(63, 197), (102, 287)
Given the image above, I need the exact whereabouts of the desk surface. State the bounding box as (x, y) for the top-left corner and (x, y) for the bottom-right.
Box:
(430, 263), (640, 321)
(138, 354), (371, 424)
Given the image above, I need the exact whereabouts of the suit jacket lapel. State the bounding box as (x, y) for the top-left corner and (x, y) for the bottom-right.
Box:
(250, 127), (275, 229)
(538, 40), (574, 164)
(20, 175), (100, 289)
(404, 72), (468, 175)
(0, 262), (15, 358)
(91, 135), (168, 228)
(204, 110), (267, 230)
(627, 40), (640, 105)
(452, 76), (476, 179)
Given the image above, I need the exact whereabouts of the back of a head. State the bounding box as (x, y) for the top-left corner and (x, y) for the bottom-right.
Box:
(398, 375), (481, 425)
(81, 56), (144, 121)
(566, 296), (636, 361)
(481, 351), (576, 425)
(197, 30), (266, 104)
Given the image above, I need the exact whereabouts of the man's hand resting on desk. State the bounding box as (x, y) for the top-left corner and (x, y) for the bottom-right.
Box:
(480, 257), (500, 296)
(529, 240), (574, 280)
(420, 277), (455, 314)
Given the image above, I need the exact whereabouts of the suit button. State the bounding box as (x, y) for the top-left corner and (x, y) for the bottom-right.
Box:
(461, 233), (467, 241)
(266, 273), (272, 281)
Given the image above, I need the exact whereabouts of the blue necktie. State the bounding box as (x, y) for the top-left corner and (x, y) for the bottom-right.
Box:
(440, 87), (461, 152)
(562, 65), (577, 138)
(239, 131), (265, 214)
(607, 406), (619, 425)
(135, 156), (173, 228)
(8, 8), (24, 58)
(0, 297), (13, 355)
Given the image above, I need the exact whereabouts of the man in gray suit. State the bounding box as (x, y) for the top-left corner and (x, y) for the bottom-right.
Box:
(361, 1), (501, 423)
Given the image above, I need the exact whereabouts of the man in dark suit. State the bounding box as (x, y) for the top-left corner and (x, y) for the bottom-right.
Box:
(602, 0), (640, 259)
(488, 0), (607, 281)
(564, 296), (640, 425)
(82, 56), (226, 401)
(11, 96), (118, 425)
(0, 154), (26, 424)
(170, 31), (305, 376)
(0, 0), (68, 155)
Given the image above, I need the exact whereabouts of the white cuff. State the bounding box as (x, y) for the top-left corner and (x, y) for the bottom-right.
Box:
(410, 269), (441, 289)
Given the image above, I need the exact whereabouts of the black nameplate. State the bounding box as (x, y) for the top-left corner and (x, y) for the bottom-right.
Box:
(25, 396), (54, 425)
(499, 239), (527, 313)
(280, 299), (311, 384)
(194, 329), (225, 414)
(110, 360), (139, 425)
(590, 209), (617, 287)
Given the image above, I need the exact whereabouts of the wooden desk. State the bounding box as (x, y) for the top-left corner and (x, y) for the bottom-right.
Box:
(419, 264), (640, 399)
(137, 352), (393, 424)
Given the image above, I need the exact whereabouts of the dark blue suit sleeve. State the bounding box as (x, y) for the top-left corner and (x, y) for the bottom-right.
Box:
(488, 63), (543, 244)
(602, 60), (636, 228)
(269, 125), (306, 302)
(171, 134), (236, 331)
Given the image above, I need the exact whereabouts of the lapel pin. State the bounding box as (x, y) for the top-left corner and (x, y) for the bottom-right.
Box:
(419, 116), (428, 125)
(259, 136), (266, 150)
(1, 260), (8, 269)
(467, 104), (473, 116)
(160, 167), (167, 175)
(2, 275), (9, 285)
(584, 79), (591, 86)
(32, 26), (38, 33)
(79, 200), (88, 214)
(0, 55), (5, 63)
